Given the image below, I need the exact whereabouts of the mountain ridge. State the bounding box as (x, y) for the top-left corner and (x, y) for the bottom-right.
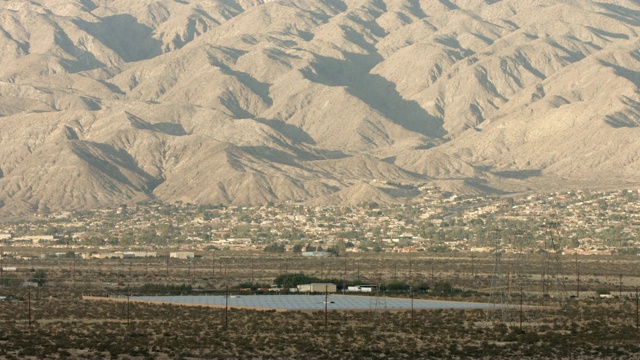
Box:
(0, 0), (638, 217)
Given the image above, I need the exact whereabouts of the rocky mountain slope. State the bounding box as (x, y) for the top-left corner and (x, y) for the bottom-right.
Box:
(0, 0), (638, 216)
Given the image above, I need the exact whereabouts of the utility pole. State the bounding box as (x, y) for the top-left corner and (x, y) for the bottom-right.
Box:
(324, 284), (328, 330)
(117, 260), (122, 286)
(410, 286), (414, 329)
(225, 285), (229, 331)
(28, 287), (32, 327)
(431, 263), (434, 285)
(88, 257), (92, 280)
(127, 292), (130, 327)
(520, 287), (524, 331)
(542, 267), (546, 302)
(343, 259), (347, 293)
(620, 274), (623, 298)
(576, 254), (580, 299)
(409, 252), (412, 278)
(471, 254), (475, 277)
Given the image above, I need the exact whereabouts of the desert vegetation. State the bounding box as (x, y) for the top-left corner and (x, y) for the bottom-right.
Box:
(1, 294), (640, 359)
(1, 253), (640, 358)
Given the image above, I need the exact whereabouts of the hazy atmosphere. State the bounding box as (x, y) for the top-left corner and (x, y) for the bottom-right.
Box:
(0, 0), (638, 217)
(1, 0), (640, 359)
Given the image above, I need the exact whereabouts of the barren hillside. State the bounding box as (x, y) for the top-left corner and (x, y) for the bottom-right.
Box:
(0, 0), (638, 216)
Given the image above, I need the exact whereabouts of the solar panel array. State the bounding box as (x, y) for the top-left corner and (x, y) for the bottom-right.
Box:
(131, 294), (509, 311)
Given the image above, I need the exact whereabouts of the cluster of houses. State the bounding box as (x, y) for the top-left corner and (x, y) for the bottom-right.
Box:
(1, 189), (639, 257)
(86, 251), (196, 259)
(278, 283), (377, 293)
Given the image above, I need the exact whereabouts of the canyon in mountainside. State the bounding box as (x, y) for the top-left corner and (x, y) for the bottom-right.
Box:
(0, 0), (638, 217)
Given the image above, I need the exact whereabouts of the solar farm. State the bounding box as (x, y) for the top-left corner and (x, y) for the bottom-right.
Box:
(130, 294), (509, 311)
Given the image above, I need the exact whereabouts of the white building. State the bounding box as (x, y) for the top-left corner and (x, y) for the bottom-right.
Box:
(297, 283), (337, 293)
(123, 251), (157, 258)
(347, 285), (377, 293)
(91, 253), (124, 259)
(301, 251), (331, 257)
(12, 235), (54, 244)
(170, 251), (195, 259)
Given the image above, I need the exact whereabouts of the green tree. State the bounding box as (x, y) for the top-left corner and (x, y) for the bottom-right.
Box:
(263, 243), (285, 253)
(31, 269), (47, 287)
(335, 239), (347, 256)
(273, 273), (320, 289)
(595, 288), (610, 295)
(432, 281), (454, 294)
(385, 280), (410, 292)
(414, 282), (430, 292)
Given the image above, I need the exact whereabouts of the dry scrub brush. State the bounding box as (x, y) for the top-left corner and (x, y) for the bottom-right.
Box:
(1, 297), (640, 359)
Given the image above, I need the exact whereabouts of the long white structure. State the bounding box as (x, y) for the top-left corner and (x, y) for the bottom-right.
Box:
(297, 283), (337, 293)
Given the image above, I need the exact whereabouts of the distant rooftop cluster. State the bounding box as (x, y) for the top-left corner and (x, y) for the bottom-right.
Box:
(1, 189), (639, 257)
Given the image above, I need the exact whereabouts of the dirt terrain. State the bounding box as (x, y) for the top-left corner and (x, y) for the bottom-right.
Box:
(1, 252), (640, 358)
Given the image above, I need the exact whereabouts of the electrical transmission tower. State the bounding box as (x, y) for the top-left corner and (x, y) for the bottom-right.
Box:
(541, 221), (569, 308)
(370, 274), (387, 326)
(486, 229), (509, 324)
(486, 220), (569, 328)
(505, 229), (542, 325)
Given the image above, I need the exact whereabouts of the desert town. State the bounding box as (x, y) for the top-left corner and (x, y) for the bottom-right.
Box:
(1, 188), (638, 259)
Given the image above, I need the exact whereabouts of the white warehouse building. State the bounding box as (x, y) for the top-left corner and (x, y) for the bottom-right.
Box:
(297, 283), (337, 293)
(347, 285), (377, 293)
(170, 251), (195, 259)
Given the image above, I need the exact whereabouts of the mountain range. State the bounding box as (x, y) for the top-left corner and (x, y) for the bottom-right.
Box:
(0, 0), (638, 217)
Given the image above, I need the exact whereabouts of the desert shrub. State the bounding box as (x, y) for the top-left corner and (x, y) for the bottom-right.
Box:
(0, 275), (22, 287)
(431, 281), (456, 294)
(130, 283), (192, 295)
(263, 243), (285, 253)
(414, 282), (430, 292)
(385, 280), (410, 292)
(30, 269), (47, 287)
(273, 273), (320, 288)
